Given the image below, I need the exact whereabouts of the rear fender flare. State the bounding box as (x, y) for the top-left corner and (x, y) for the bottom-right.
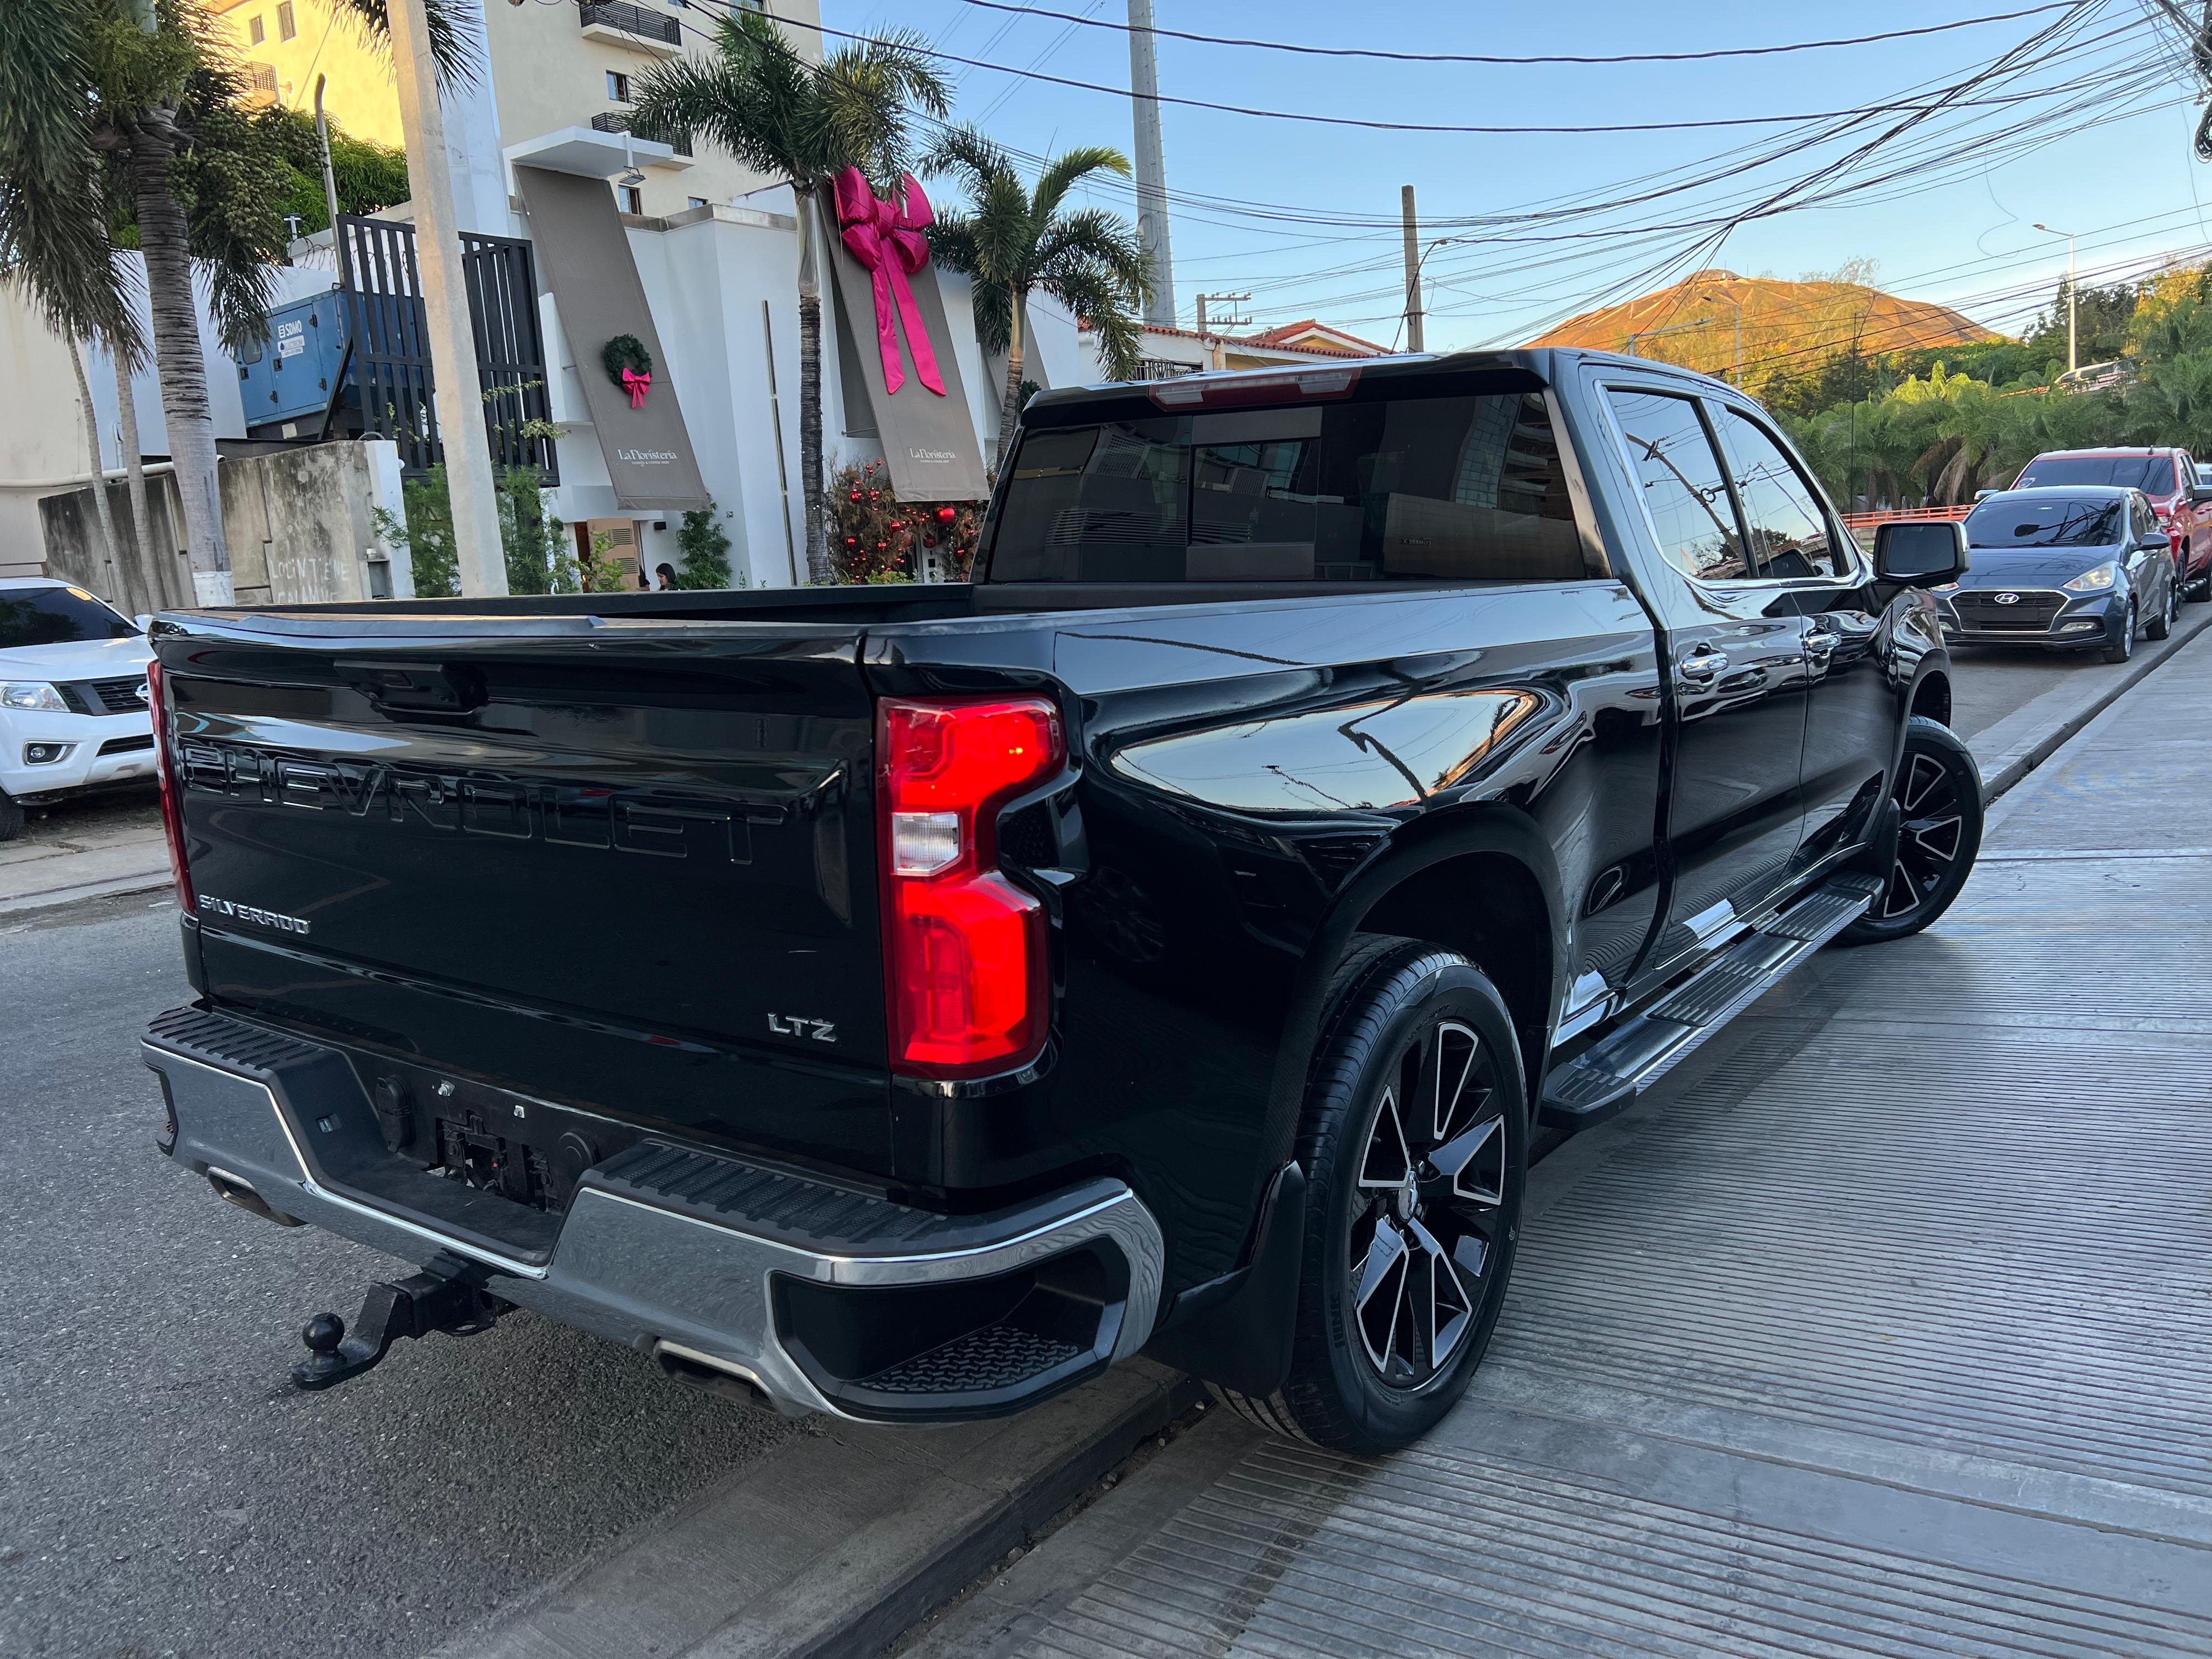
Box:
(1259, 804), (1566, 1178)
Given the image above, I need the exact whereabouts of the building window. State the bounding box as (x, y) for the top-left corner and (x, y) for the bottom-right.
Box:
(276, 0), (295, 38)
(247, 13), (264, 42)
(620, 185), (645, 216)
(606, 70), (630, 101)
(687, 195), (708, 208)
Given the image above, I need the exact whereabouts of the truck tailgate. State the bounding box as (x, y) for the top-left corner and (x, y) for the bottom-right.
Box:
(159, 613), (892, 1170)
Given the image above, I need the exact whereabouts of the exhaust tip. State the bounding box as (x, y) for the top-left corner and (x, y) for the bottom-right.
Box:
(652, 1340), (786, 1414)
(208, 1169), (304, 1228)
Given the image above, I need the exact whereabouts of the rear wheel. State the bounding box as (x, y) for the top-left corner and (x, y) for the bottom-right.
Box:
(2189, 542), (2210, 602)
(2101, 600), (2136, 664)
(1837, 715), (1982, 946)
(1216, 940), (1527, 1453)
(0, 789), (21, 843)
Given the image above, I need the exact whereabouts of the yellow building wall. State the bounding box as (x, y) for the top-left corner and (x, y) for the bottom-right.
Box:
(205, 0), (404, 149)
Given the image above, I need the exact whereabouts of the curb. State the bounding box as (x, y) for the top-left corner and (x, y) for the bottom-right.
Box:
(0, 867), (172, 919)
(429, 1361), (1203, 1659)
(1973, 603), (2212, 802)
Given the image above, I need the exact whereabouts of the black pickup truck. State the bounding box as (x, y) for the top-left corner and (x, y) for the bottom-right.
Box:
(140, 350), (1980, 1452)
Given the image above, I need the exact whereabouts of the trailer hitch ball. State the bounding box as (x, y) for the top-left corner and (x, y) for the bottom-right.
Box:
(290, 1254), (506, 1392)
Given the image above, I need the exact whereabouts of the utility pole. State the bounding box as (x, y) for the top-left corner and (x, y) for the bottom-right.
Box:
(1126, 0), (1176, 328)
(1401, 185), (1424, 353)
(388, 0), (507, 595)
(2034, 222), (2078, 374)
(314, 75), (343, 237)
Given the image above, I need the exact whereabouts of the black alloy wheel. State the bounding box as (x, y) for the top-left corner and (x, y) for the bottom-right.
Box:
(2147, 572), (2177, 641)
(1345, 1016), (1508, 1389)
(1217, 939), (1527, 1453)
(2190, 544), (2211, 602)
(2102, 599), (2137, 664)
(1838, 715), (1984, 946)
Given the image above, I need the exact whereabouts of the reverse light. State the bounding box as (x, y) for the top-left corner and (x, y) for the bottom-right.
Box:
(2062, 565), (2118, 592)
(878, 696), (1064, 1079)
(1, 681), (67, 712)
(145, 659), (196, 912)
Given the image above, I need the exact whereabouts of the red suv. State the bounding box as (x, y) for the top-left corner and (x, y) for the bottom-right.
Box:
(2012, 449), (2212, 600)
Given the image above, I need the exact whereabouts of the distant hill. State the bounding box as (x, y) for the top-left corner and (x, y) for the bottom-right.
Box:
(1527, 270), (2000, 381)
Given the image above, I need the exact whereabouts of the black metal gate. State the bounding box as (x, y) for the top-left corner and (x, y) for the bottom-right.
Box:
(335, 215), (558, 482)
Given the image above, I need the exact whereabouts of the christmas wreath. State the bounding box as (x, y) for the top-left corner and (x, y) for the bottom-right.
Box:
(602, 334), (653, 408)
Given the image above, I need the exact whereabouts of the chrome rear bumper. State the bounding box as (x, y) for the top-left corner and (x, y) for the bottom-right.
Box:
(144, 1008), (1163, 1422)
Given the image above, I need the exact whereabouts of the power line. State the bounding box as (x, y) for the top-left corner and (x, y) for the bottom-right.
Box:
(958, 0), (2087, 67)
(760, 7), (2117, 137)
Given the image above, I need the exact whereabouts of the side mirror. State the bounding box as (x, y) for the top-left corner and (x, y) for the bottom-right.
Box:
(2189, 485), (2212, 505)
(1973, 488), (1997, 501)
(1872, 520), (1968, 586)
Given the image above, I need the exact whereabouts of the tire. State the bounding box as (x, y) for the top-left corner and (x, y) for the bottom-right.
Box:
(1836, 715), (1983, 946)
(1216, 939), (1528, 1453)
(2101, 600), (2136, 664)
(0, 790), (20, 843)
(2148, 574), (2176, 641)
(2189, 543), (2210, 602)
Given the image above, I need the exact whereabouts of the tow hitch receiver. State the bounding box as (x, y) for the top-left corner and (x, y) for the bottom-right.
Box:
(291, 1253), (511, 1391)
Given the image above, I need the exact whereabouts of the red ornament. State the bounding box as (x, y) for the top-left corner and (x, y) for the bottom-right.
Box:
(868, 490), (879, 501)
(936, 506), (957, 523)
(844, 537), (857, 545)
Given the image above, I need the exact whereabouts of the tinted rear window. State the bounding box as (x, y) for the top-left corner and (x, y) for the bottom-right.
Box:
(985, 391), (1588, 584)
(2015, 455), (2174, 492)
(1964, 496), (2126, 547)
(0, 586), (136, 650)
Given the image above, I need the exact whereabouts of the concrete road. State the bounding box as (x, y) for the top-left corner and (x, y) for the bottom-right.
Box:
(0, 894), (795, 1659)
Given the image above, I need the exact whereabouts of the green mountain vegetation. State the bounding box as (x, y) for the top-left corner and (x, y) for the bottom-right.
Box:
(1771, 264), (2212, 510)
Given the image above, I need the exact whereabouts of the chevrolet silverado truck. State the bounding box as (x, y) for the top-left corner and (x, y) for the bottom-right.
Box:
(140, 351), (1980, 1453)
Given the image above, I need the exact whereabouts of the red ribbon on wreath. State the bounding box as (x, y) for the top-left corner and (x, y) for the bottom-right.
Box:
(833, 167), (946, 398)
(621, 366), (651, 409)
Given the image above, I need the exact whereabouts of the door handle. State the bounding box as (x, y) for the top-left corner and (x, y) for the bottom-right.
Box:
(1677, 648), (1729, 682)
(1804, 625), (1841, 663)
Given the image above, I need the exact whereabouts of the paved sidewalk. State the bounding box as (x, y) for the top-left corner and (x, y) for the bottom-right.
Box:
(908, 630), (2212, 1655)
(0, 813), (168, 917)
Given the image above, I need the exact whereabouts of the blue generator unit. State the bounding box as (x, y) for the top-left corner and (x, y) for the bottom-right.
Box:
(236, 287), (349, 438)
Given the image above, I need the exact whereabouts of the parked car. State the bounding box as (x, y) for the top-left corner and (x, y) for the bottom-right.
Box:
(139, 351), (1979, 1454)
(0, 577), (156, 840)
(2011, 447), (2212, 601)
(1945, 486), (2176, 663)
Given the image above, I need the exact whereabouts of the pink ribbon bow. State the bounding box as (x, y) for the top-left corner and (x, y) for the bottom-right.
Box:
(834, 168), (946, 398)
(621, 366), (651, 409)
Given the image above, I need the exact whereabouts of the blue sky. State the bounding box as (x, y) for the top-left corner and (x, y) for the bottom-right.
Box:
(823, 0), (2212, 354)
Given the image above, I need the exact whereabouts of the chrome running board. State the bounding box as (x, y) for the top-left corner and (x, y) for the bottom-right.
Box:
(1539, 872), (1882, 1131)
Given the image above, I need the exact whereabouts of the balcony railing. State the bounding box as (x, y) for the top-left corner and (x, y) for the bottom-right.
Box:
(591, 111), (691, 156)
(578, 1), (680, 47)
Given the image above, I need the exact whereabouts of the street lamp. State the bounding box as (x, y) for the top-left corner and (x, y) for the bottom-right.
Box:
(2033, 222), (2077, 375)
(1391, 236), (1471, 351)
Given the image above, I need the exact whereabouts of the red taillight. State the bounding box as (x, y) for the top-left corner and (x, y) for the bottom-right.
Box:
(878, 696), (1063, 1079)
(146, 658), (195, 913)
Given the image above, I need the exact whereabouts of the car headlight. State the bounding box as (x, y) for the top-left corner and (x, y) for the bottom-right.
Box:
(0, 681), (67, 712)
(2062, 565), (2118, 592)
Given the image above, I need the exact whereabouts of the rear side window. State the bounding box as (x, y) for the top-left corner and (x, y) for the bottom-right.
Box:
(1605, 389), (1748, 580)
(986, 390), (1587, 584)
(1711, 408), (1847, 578)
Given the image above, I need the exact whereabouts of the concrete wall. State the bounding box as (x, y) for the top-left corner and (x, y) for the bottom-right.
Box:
(38, 476), (194, 618)
(39, 440), (408, 610)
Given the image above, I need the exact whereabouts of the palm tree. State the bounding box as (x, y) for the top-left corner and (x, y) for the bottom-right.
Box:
(1, 0), (472, 602)
(923, 127), (1152, 473)
(628, 12), (949, 584)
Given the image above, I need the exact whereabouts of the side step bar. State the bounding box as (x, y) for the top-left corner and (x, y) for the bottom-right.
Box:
(1539, 873), (1882, 1131)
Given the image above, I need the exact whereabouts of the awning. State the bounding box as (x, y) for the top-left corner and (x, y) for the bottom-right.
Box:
(515, 163), (709, 511)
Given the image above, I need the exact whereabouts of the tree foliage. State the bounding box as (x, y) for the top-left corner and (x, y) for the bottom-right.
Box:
(673, 505), (737, 589)
(1775, 262), (2212, 509)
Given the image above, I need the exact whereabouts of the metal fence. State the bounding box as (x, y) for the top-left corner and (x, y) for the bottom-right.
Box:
(334, 216), (558, 482)
(577, 1), (680, 46)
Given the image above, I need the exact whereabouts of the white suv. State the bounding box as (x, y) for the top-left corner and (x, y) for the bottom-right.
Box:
(0, 578), (157, 840)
